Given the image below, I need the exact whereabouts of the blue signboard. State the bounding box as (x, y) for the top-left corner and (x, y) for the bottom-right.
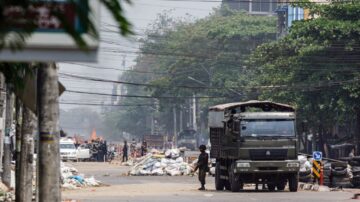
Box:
(313, 151), (322, 161)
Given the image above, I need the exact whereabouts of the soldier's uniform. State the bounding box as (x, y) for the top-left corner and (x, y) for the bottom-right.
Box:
(195, 145), (209, 190)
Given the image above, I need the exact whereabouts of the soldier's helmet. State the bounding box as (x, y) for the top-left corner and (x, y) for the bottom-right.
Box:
(199, 145), (206, 151)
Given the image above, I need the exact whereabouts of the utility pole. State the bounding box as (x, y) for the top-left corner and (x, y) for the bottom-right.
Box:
(0, 73), (6, 177)
(173, 106), (177, 147)
(37, 64), (61, 202)
(192, 94), (197, 131)
(15, 98), (22, 200)
(2, 86), (14, 187)
(18, 106), (36, 202)
(179, 106), (183, 132)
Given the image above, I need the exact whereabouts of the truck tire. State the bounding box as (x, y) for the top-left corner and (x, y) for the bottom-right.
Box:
(276, 182), (286, 191)
(215, 162), (225, 190)
(229, 162), (241, 192)
(268, 184), (276, 191)
(224, 180), (231, 191)
(288, 174), (299, 192)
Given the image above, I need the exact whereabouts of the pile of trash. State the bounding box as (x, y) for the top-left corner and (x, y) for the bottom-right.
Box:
(331, 161), (353, 188)
(129, 149), (194, 176)
(348, 157), (360, 187)
(0, 182), (14, 202)
(298, 155), (355, 188)
(323, 162), (331, 186)
(61, 162), (101, 189)
(298, 155), (312, 183)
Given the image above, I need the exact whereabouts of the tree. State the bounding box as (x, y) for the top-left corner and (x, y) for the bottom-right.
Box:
(248, 1), (360, 152)
(104, 9), (277, 137)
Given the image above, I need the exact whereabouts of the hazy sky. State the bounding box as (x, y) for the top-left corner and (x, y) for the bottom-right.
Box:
(58, 0), (220, 111)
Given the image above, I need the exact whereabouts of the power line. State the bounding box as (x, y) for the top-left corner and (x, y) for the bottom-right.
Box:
(157, 0), (354, 3)
(65, 89), (227, 99)
(59, 72), (360, 92)
(60, 102), (155, 107)
(59, 72), (221, 89)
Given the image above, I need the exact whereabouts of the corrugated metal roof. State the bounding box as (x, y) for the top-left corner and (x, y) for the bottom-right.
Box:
(209, 100), (295, 112)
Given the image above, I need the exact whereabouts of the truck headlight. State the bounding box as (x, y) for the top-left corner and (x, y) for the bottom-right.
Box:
(237, 162), (250, 167)
(286, 163), (299, 168)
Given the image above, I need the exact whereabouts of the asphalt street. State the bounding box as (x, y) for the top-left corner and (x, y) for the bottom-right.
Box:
(62, 162), (357, 202)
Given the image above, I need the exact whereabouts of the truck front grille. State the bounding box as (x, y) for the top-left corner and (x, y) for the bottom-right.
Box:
(249, 149), (287, 160)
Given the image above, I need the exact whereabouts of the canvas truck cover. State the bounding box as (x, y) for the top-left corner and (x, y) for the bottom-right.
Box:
(209, 100), (295, 112)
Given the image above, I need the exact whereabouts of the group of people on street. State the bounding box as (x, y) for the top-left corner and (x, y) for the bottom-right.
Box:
(89, 138), (108, 162)
(122, 139), (148, 162)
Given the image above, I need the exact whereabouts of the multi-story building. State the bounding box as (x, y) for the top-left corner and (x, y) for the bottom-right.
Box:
(222, 0), (279, 15)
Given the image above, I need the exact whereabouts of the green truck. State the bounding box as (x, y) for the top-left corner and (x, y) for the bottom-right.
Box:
(209, 101), (299, 192)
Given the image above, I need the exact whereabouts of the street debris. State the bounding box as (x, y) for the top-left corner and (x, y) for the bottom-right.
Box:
(61, 162), (102, 190)
(298, 155), (312, 183)
(0, 182), (14, 202)
(129, 149), (194, 176)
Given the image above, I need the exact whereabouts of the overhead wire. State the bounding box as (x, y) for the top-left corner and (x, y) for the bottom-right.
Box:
(59, 72), (360, 92)
(64, 89), (228, 99)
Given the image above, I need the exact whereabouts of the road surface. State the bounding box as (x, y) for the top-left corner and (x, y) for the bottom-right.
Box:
(62, 162), (357, 202)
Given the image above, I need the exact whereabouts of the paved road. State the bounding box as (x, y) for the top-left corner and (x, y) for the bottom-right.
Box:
(62, 162), (357, 202)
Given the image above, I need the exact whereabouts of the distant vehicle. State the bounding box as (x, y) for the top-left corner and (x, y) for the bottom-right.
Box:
(76, 143), (91, 161)
(144, 135), (165, 149)
(178, 129), (198, 150)
(209, 101), (300, 192)
(60, 138), (77, 161)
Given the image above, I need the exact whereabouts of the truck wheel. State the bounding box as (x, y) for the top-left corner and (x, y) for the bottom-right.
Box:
(229, 162), (241, 192)
(276, 182), (286, 191)
(268, 184), (276, 191)
(288, 174), (299, 192)
(215, 162), (225, 190)
(224, 180), (231, 191)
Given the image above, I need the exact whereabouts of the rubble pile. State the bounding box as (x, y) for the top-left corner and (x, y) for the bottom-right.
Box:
(331, 161), (353, 188)
(129, 149), (194, 176)
(298, 155), (312, 183)
(349, 157), (360, 187)
(61, 162), (101, 190)
(323, 162), (332, 186)
(0, 183), (14, 202)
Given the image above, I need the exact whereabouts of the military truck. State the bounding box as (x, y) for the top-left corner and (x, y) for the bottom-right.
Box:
(209, 101), (299, 192)
(178, 129), (198, 150)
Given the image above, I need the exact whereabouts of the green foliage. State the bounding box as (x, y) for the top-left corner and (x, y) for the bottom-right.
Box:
(249, 1), (360, 135)
(104, 9), (277, 137)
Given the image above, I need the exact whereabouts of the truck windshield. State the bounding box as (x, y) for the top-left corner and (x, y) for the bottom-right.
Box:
(179, 130), (196, 139)
(60, 144), (76, 149)
(240, 119), (295, 137)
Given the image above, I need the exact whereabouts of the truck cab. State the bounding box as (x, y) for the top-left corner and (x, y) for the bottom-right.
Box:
(209, 101), (300, 192)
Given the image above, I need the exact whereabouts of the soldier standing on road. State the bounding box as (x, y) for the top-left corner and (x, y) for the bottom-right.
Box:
(193, 144), (209, 190)
(122, 141), (129, 162)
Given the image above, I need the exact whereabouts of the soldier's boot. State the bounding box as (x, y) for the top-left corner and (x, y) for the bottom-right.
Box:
(198, 184), (205, 190)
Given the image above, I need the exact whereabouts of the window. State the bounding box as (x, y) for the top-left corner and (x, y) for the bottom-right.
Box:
(239, 2), (250, 11)
(240, 119), (296, 137)
(251, 0), (276, 13)
(223, 0), (277, 14)
(60, 144), (76, 149)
